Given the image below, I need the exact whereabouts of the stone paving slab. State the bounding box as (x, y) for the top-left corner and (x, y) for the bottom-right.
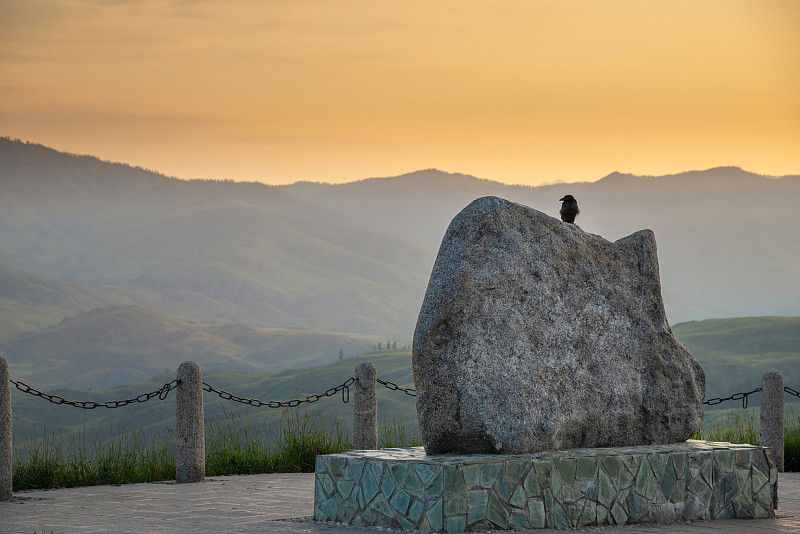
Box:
(1, 472), (797, 533)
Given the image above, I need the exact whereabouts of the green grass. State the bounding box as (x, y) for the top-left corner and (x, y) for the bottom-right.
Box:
(12, 408), (420, 491)
(694, 406), (800, 471)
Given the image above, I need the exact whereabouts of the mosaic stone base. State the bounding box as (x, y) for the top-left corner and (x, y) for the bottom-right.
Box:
(314, 440), (777, 532)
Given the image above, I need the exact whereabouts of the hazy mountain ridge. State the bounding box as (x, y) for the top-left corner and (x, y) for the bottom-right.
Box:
(2, 138), (800, 392)
(7, 304), (379, 391)
(1, 138), (432, 336)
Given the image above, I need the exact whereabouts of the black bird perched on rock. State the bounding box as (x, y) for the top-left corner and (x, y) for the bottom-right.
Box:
(559, 195), (579, 223)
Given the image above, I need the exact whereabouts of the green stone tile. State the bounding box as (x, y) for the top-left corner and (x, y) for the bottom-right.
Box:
(682, 497), (693, 521)
(558, 484), (583, 504)
(389, 463), (409, 490)
(396, 514), (417, 531)
(426, 499), (443, 532)
(445, 465), (466, 494)
(578, 499), (596, 527)
(336, 479), (356, 500)
(486, 493), (509, 529)
(617, 462), (635, 489)
(318, 472), (335, 498)
(480, 463), (502, 488)
(380, 468), (396, 498)
(620, 454), (640, 477)
(576, 457), (597, 480)
(600, 456), (619, 478)
(551, 467), (562, 497)
(425, 468), (444, 499)
(702, 456), (714, 487)
(510, 485), (525, 509)
(390, 489), (411, 515)
(734, 449), (750, 469)
(534, 460), (553, 487)
(370, 493), (394, 519)
(341, 497), (358, 523)
(404, 468), (424, 498)
(467, 489), (489, 525)
(361, 465), (380, 504)
(688, 476), (712, 506)
(634, 458), (656, 500)
(553, 502), (569, 528)
(344, 459), (365, 481)
(318, 494), (341, 521)
(328, 456), (346, 479)
(716, 450), (736, 473)
(510, 510), (530, 530)
(505, 460), (527, 485)
(670, 478), (686, 504)
(611, 501), (628, 525)
(544, 489), (555, 528)
(557, 458), (576, 485)
(360, 506), (379, 525)
(369, 461), (383, 485)
(414, 463), (438, 485)
(445, 515), (466, 533)
(408, 498), (426, 523)
(462, 464), (481, 488)
(493, 471), (513, 500)
(444, 491), (467, 516)
(565, 499), (583, 528)
(626, 490), (649, 522)
(523, 468), (541, 496)
(753, 502), (772, 519)
(659, 463), (677, 502)
(649, 453), (669, 480)
(672, 453), (686, 477)
(597, 503), (609, 525)
(528, 498), (546, 528)
(598, 470), (615, 508)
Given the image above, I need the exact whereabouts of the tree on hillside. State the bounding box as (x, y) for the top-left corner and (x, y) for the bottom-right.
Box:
(339, 348), (344, 360)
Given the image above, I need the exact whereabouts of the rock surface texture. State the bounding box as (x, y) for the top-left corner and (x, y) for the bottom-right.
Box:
(413, 197), (705, 455)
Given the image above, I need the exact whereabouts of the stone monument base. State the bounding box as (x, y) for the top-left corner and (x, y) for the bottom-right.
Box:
(314, 440), (777, 532)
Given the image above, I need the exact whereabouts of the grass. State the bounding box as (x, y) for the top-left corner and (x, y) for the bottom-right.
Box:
(12, 408), (421, 491)
(694, 406), (800, 471)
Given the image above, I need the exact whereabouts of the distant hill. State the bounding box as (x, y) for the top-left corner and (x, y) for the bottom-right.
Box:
(6, 305), (380, 390)
(3, 137), (800, 393)
(9, 317), (799, 448)
(672, 316), (800, 400)
(0, 138), (432, 337)
(282, 167), (800, 323)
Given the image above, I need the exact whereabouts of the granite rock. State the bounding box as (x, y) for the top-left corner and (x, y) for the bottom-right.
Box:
(412, 196), (705, 455)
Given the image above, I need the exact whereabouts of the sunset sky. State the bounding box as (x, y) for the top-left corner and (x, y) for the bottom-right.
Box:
(1, 0), (798, 185)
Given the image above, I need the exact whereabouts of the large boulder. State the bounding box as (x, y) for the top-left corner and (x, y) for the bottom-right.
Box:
(413, 196), (705, 455)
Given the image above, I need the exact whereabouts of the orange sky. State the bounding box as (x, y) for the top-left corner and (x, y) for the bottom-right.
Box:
(1, 0), (798, 185)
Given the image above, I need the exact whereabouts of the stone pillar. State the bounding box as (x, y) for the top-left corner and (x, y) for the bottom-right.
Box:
(760, 371), (784, 472)
(0, 357), (12, 500)
(176, 361), (205, 483)
(353, 362), (377, 450)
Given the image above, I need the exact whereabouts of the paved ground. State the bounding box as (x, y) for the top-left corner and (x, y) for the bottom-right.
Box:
(2, 472), (798, 534)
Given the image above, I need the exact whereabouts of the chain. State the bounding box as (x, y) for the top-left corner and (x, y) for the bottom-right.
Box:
(377, 378), (416, 397)
(9, 378), (178, 409)
(703, 388), (762, 409)
(786, 386), (800, 398)
(201, 377), (355, 407)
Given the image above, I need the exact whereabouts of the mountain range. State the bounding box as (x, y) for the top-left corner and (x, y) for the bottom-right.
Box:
(2, 137), (800, 390)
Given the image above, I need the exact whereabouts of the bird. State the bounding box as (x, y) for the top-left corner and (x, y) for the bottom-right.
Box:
(559, 195), (579, 223)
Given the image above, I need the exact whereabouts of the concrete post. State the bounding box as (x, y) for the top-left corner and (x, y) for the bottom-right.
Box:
(760, 371), (784, 472)
(176, 361), (205, 483)
(353, 362), (378, 450)
(0, 357), (12, 500)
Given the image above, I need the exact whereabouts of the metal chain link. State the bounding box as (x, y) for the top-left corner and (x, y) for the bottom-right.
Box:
(201, 377), (355, 407)
(377, 378), (416, 397)
(703, 388), (762, 409)
(9, 377), (178, 409)
(786, 386), (800, 398)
